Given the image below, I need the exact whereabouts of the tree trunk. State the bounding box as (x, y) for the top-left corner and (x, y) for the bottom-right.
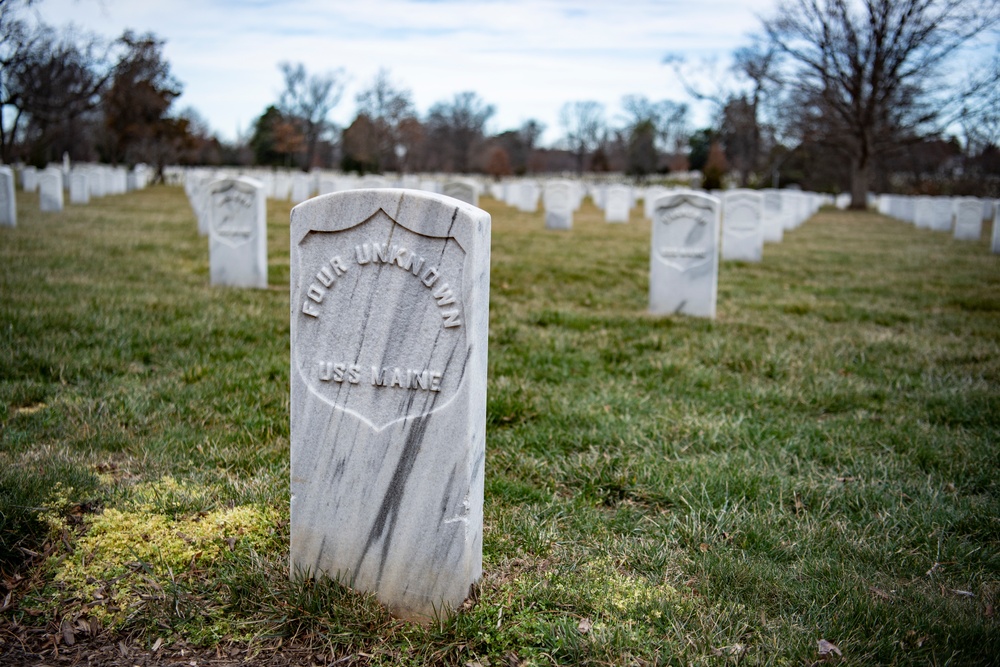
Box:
(849, 155), (870, 210)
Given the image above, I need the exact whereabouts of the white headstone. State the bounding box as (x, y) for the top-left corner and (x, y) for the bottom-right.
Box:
(89, 167), (107, 198)
(21, 166), (38, 193)
(318, 177), (338, 196)
(721, 190), (765, 262)
(914, 196), (934, 229)
(289, 189), (489, 623)
(543, 180), (574, 230)
(649, 191), (719, 318)
(69, 171), (90, 205)
(38, 169), (64, 212)
(643, 186), (669, 220)
(953, 198), (983, 241)
(291, 173), (313, 204)
(207, 177), (268, 289)
(273, 172), (292, 201)
(761, 190), (785, 243)
(929, 197), (954, 232)
(0, 166), (16, 227)
(604, 184), (631, 223)
(442, 179), (479, 207)
(359, 176), (390, 189)
(516, 181), (539, 212)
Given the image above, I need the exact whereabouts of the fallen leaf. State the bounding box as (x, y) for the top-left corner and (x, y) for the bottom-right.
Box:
(698, 542), (710, 552)
(817, 639), (841, 657)
(985, 603), (994, 618)
(577, 618), (593, 634)
(60, 620), (75, 646)
(152, 637), (163, 652)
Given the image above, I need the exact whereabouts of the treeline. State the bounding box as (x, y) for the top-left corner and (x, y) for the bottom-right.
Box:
(2, 0), (998, 203)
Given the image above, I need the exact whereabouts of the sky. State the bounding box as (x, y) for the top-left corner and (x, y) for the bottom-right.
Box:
(31, 0), (778, 147)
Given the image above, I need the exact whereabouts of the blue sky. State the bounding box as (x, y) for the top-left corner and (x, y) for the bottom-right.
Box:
(33, 0), (777, 146)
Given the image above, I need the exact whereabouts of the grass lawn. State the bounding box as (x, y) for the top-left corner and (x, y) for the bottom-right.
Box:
(1, 185), (998, 665)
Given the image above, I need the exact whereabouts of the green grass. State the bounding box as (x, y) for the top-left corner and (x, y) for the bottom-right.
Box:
(1, 186), (998, 665)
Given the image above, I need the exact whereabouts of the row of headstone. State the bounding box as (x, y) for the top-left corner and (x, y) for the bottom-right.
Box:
(649, 188), (824, 315)
(173, 166), (496, 210)
(13, 163), (151, 216)
(879, 194), (998, 247)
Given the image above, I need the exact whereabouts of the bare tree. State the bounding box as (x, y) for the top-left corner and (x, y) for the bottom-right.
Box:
(277, 61), (345, 171)
(666, 41), (778, 186)
(620, 94), (690, 173)
(102, 31), (181, 169)
(354, 68), (415, 172)
(1, 1), (112, 164)
(763, 0), (1000, 208)
(560, 100), (605, 173)
(424, 91), (495, 173)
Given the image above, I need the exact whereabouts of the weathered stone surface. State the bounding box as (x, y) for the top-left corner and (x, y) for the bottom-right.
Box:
(543, 180), (573, 230)
(649, 191), (719, 318)
(207, 177), (268, 289)
(289, 189), (489, 623)
(953, 197), (982, 241)
(0, 166), (16, 227)
(721, 190), (764, 262)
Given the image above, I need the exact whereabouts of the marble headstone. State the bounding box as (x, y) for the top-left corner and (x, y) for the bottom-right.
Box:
(38, 169), (63, 212)
(604, 184), (631, 223)
(69, 171), (90, 205)
(0, 166), (16, 227)
(543, 180), (573, 230)
(721, 190), (764, 262)
(953, 198), (982, 241)
(929, 197), (953, 232)
(761, 190), (785, 243)
(516, 181), (539, 213)
(289, 189), (490, 623)
(649, 191), (719, 318)
(913, 196), (933, 229)
(442, 179), (479, 207)
(291, 173), (313, 204)
(207, 177), (268, 288)
(21, 166), (38, 193)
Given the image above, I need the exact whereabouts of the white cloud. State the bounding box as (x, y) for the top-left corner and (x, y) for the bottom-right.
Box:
(33, 0), (776, 144)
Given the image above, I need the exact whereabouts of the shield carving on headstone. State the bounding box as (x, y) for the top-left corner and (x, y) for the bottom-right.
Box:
(653, 195), (715, 273)
(293, 207), (468, 431)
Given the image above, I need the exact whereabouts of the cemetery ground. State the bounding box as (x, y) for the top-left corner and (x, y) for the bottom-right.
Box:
(1, 186), (998, 666)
